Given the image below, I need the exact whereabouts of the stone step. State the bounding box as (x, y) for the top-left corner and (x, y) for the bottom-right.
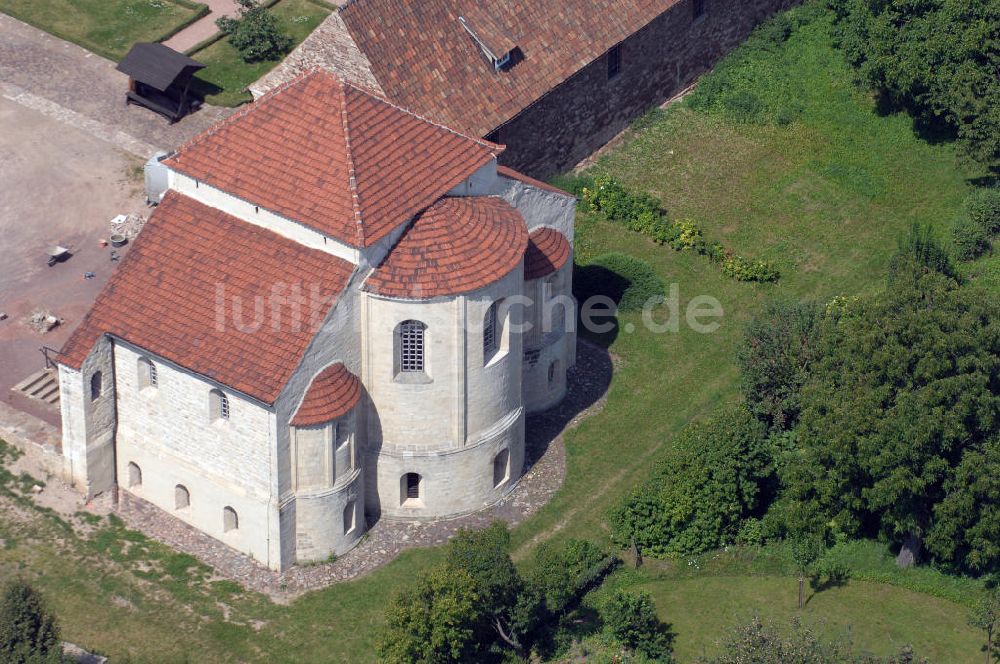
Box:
(10, 368), (60, 409)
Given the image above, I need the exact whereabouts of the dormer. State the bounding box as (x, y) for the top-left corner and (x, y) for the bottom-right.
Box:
(459, 6), (518, 72)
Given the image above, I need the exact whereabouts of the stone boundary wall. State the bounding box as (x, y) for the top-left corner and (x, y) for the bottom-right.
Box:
(0, 401), (66, 481)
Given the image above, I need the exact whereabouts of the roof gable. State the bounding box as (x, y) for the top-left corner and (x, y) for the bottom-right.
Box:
(164, 71), (501, 248)
(340, 0), (681, 137)
(59, 192), (354, 404)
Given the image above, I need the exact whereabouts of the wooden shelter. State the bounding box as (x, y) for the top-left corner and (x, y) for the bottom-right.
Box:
(117, 43), (205, 122)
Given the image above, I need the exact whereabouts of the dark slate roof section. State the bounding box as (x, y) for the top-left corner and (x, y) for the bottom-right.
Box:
(116, 42), (205, 91)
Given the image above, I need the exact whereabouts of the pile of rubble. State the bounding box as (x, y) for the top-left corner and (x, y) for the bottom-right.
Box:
(109, 213), (146, 240)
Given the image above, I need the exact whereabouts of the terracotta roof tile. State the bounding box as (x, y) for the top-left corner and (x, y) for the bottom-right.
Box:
(524, 227), (571, 280)
(291, 362), (362, 426)
(365, 196), (528, 299)
(59, 192), (354, 404)
(164, 71), (502, 248)
(341, 0), (682, 137)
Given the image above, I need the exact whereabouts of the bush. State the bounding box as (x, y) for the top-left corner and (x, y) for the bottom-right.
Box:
(0, 580), (61, 664)
(889, 222), (956, 281)
(216, 0), (292, 63)
(575, 253), (665, 313)
(602, 591), (674, 662)
(736, 299), (823, 431)
(583, 175), (664, 226)
(721, 255), (780, 282)
(965, 187), (1000, 236)
(952, 215), (991, 261)
(610, 405), (774, 557)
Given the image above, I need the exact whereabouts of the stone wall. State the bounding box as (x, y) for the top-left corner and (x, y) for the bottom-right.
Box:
(112, 342), (281, 568)
(494, 0), (799, 177)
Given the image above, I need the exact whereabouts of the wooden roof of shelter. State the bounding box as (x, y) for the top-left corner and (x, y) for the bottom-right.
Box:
(117, 43), (205, 91)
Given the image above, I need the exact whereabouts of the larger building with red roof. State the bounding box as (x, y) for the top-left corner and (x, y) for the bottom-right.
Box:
(56, 71), (577, 570)
(250, 0), (798, 177)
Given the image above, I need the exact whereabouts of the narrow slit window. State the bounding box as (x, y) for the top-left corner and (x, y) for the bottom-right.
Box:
(483, 301), (498, 361)
(607, 43), (622, 79)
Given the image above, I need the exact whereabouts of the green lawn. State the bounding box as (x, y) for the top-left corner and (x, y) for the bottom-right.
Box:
(0, 0), (206, 61)
(189, 0), (331, 107)
(0, 5), (991, 663)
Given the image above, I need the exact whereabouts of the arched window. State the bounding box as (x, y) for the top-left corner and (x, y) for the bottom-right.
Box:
(127, 462), (142, 488)
(209, 389), (230, 422)
(174, 484), (190, 510)
(396, 320), (426, 374)
(483, 301), (498, 362)
(493, 449), (510, 488)
(401, 473), (421, 505)
(89, 371), (102, 401)
(137, 357), (158, 390)
(223, 506), (238, 532)
(343, 500), (356, 534)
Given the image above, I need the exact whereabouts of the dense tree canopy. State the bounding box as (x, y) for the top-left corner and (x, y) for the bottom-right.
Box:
(0, 580), (61, 664)
(780, 258), (1000, 572)
(835, 0), (1000, 168)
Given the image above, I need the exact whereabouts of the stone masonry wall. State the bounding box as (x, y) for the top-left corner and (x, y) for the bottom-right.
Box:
(495, 0), (800, 177)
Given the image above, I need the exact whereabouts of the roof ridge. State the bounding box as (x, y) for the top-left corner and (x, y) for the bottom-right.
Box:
(336, 77), (367, 246)
(335, 71), (504, 155)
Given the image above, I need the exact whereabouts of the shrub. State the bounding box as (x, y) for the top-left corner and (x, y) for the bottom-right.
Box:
(610, 405), (773, 557)
(965, 187), (1000, 236)
(575, 253), (665, 313)
(602, 591), (674, 662)
(668, 219), (704, 251)
(583, 175), (664, 225)
(736, 517), (764, 547)
(952, 215), (991, 261)
(721, 255), (780, 282)
(0, 580), (61, 664)
(889, 222), (957, 281)
(216, 0), (292, 63)
(736, 299), (823, 431)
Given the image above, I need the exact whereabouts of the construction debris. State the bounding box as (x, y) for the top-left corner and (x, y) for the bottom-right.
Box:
(27, 309), (61, 333)
(109, 213), (147, 240)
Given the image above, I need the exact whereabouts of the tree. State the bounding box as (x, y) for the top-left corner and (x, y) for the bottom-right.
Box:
(780, 257), (1000, 571)
(970, 589), (1000, 664)
(0, 580), (61, 664)
(611, 405), (773, 557)
(737, 299), (823, 431)
(445, 522), (526, 653)
(602, 590), (674, 662)
(835, 0), (1000, 169)
(377, 565), (483, 664)
(216, 0), (292, 63)
(789, 534), (823, 609)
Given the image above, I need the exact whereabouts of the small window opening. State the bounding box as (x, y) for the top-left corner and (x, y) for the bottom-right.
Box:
(398, 320), (426, 373)
(493, 449), (510, 488)
(607, 44), (622, 79)
(343, 500), (356, 534)
(175, 484), (190, 510)
(693, 0), (706, 20)
(90, 371), (102, 401)
(127, 462), (142, 488)
(210, 389), (230, 421)
(223, 506), (239, 532)
(401, 473), (421, 505)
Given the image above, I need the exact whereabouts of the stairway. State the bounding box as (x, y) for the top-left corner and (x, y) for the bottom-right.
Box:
(11, 368), (60, 409)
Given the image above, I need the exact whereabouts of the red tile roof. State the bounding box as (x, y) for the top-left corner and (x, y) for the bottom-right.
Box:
(164, 70), (502, 248)
(291, 362), (362, 426)
(59, 192), (354, 404)
(524, 228), (571, 280)
(341, 0), (682, 137)
(497, 165), (573, 197)
(365, 196), (528, 299)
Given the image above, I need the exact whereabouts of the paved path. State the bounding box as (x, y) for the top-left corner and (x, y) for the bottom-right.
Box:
(163, 0), (240, 53)
(0, 13), (232, 158)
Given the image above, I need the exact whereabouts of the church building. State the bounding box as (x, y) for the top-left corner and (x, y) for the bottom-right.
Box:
(55, 71), (577, 571)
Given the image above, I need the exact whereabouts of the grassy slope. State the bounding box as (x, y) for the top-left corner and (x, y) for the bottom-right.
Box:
(0, 0), (203, 61)
(0, 6), (988, 663)
(190, 0), (330, 107)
